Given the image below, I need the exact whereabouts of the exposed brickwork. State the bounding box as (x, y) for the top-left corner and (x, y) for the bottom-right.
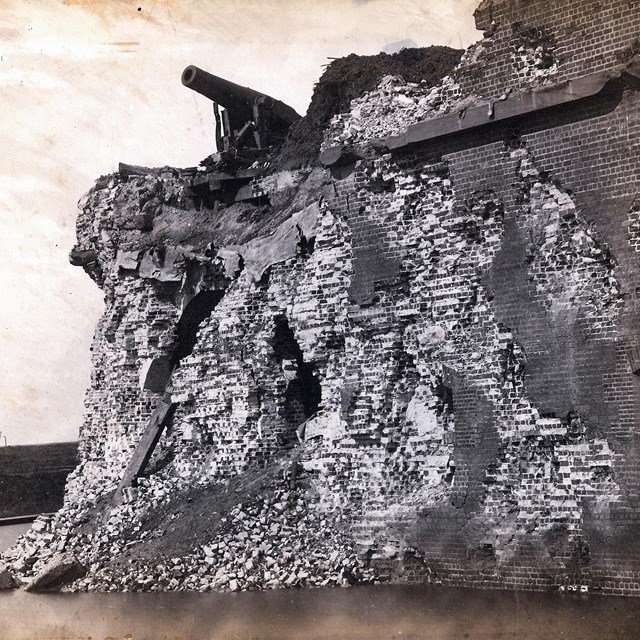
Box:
(317, 126), (634, 592)
(326, 0), (640, 150)
(472, 0), (640, 99)
(307, 1), (640, 591)
(5, 0), (640, 598)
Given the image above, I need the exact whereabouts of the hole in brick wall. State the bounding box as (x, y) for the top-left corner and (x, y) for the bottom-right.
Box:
(369, 175), (396, 193)
(510, 22), (557, 71)
(273, 315), (303, 361)
(386, 440), (399, 453)
(444, 462), (456, 483)
(172, 290), (225, 365)
(503, 131), (524, 150)
(256, 268), (271, 289)
(330, 162), (357, 180)
(236, 255), (245, 277)
(272, 314), (322, 441)
(297, 230), (315, 258)
(434, 377), (453, 414)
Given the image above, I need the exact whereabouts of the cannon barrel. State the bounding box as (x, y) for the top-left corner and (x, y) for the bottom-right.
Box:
(181, 65), (301, 127)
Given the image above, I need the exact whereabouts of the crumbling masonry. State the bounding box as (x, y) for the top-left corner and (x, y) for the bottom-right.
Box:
(4, 0), (640, 595)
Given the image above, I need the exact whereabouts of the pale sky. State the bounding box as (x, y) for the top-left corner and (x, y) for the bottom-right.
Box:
(0, 0), (481, 445)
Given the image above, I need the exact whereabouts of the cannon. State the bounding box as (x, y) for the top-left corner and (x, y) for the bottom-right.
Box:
(182, 65), (301, 153)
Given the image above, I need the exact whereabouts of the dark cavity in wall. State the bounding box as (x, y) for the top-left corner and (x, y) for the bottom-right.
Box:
(172, 290), (225, 365)
(511, 22), (557, 71)
(297, 226), (315, 258)
(434, 377), (454, 414)
(272, 314), (322, 441)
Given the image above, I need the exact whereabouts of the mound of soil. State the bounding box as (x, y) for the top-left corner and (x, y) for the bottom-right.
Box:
(275, 46), (462, 169)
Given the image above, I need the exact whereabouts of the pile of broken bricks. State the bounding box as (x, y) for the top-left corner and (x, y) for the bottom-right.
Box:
(0, 480), (379, 593)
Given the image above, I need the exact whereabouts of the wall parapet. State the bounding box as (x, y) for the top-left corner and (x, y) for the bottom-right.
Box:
(320, 61), (640, 164)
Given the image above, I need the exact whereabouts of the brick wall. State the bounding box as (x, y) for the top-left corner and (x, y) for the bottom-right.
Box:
(469, 0), (640, 99)
(45, 0), (640, 596)
(317, 46), (640, 594)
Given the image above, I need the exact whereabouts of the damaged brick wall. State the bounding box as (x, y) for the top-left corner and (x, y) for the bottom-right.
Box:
(324, 0), (640, 150)
(316, 121), (638, 593)
(471, 0), (640, 97)
(66, 169), (326, 498)
(6, 0), (640, 597)
(314, 0), (640, 594)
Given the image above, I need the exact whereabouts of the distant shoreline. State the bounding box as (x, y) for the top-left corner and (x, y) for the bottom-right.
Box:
(0, 442), (78, 519)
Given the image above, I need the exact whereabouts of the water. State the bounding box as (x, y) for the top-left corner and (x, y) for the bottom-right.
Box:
(0, 523), (32, 553)
(0, 583), (638, 640)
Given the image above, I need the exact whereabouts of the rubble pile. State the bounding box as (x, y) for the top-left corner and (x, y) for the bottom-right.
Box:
(3, 463), (377, 592)
(323, 18), (565, 149)
(81, 489), (373, 592)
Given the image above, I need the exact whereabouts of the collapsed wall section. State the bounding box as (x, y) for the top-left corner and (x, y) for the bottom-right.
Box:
(64, 167), (329, 498)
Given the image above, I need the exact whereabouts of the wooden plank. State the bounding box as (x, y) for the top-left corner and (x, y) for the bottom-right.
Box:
(104, 399), (175, 521)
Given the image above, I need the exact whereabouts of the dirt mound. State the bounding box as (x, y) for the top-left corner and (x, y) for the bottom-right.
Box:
(274, 46), (462, 169)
